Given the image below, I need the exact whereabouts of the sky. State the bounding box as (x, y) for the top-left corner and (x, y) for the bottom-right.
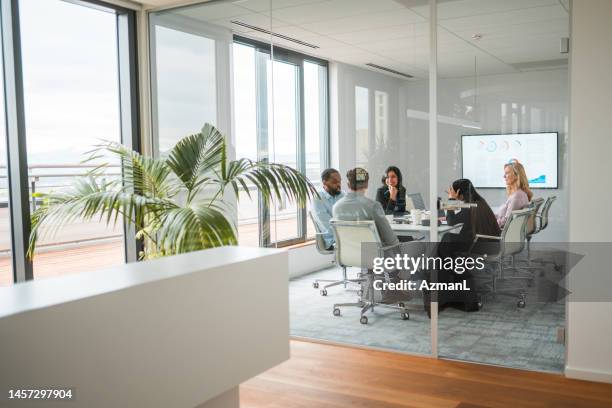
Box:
(18, 0), (121, 165)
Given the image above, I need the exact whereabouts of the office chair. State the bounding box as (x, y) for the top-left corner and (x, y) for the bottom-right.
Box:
(527, 196), (561, 269)
(469, 208), (533, 308)
(309, 211), (363, 296)
(514, 197), (545, 272)
(329, 219), (418, 324)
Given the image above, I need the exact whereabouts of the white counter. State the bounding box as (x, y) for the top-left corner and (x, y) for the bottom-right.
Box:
(0, 246), (289, 408)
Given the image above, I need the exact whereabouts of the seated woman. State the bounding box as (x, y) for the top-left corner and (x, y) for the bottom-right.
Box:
(442, 178), (501, 256)
(424, 179), (501, 314)
(496, 160), (532, 228)
(375, 166), (407, 214)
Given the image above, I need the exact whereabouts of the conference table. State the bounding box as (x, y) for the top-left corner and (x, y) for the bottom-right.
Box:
(389, 217), (462, 240)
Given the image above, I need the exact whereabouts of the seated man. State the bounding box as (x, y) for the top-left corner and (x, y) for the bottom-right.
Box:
(332, 167), (399, 248)
(311, 168), (345, 250)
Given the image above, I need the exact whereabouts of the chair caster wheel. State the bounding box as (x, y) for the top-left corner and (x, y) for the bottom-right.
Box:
(401, 312), (410, 320)
(398, 302), (405, 308)
(360, 316), (368, 325)
(333, 308), (341, 316)
(313, 282), (319, 289)
(517, 300), (526, 308)
(320, 289), (327, 296)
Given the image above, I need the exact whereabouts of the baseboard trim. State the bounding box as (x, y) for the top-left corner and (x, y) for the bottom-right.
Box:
(565, 366), (612, 383)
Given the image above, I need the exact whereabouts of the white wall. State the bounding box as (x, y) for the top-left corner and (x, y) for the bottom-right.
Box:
(401, 69), (569, 241)
(565, 0), (612, 384)
(288, 244), (334, 279)
(331, 63), (569, 242)
(330, 62), (407, 200)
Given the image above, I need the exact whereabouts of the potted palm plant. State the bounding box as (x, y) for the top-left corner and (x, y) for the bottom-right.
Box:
(27, 123), (317, 260)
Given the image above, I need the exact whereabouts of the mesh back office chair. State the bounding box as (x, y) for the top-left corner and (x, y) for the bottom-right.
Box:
(469, 208), (534, 308)
(330, 220), (418, 324)
(528, 196), (560, 268)
(538, 196), (557, 232)
(523, 197), (545, 268)
(309, 211), (363, 296)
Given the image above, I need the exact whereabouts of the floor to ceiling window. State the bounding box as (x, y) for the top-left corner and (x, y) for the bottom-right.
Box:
(232, 37), (329, 247)
(0, 12), (12, 286)
(5, 0), (140, 282)
(20, 0), (121, 279)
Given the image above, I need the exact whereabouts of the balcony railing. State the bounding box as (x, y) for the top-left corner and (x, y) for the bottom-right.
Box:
(0, 163), (123, 254)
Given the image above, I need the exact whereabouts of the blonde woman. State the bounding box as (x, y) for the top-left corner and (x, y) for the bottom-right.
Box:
(496, 160), (533, 227)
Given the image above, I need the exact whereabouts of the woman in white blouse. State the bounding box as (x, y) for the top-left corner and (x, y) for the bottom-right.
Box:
(496, 160), (533, 228)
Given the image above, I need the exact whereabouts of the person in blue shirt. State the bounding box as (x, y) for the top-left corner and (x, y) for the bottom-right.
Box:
(311, 168), (345, 249)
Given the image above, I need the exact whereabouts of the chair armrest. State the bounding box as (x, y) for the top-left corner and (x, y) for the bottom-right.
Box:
(473, 234), (501, 241)
(468, 234), (502, 256)
(380, 242), (401, 252)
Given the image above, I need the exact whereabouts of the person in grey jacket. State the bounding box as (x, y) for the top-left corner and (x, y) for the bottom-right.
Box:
(332, 167), (399, 247)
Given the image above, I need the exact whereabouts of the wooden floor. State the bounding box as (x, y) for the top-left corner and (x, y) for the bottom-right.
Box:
(241, 340), (612, 408)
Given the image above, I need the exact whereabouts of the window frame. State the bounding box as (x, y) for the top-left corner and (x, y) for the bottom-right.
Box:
(0, 0), (141, 283)
(233, 36), (330, 248)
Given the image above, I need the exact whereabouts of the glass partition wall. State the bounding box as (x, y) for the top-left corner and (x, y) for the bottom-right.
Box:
(435, 0), (569, 372)
(150, 1), (328, 249)
(267, 0), (433, 356)
(148, 0), (569, 372)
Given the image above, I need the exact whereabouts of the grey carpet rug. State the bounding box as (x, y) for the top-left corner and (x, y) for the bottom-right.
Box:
(289, 266), (565, 373)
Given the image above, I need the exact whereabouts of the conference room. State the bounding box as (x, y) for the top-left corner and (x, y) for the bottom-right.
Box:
(5, 1), (596, 406)
(143, 0), (569, 373)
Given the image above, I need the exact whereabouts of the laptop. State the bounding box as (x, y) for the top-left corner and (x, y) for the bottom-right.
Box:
(406, 193), (446, 218)
(406, 193), (426, 211)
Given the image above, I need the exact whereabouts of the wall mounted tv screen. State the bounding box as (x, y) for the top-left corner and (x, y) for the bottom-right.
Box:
(461, 132), (558, 188)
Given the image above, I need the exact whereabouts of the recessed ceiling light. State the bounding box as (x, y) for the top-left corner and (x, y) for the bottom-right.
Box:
(471, 33), (483, 40)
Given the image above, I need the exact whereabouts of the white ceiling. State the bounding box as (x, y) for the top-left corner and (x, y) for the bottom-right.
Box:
(165, 0), (569, 79)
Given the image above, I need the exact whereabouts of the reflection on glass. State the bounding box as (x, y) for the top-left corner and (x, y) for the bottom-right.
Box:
(233, 42), (259, 246)
(375, 90), (388, 147)
(269, 60), (299, 243)
(154, 25), (217, 155)
(435, 0), (568, 373)
(19, 0), (125, 280)
(304, 61), (327, 238)
(355, 86), (369, 168)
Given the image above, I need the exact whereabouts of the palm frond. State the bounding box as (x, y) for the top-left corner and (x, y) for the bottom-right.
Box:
(88, 140), (174, 199)
(155, 203), (237, 254)
(222, 158), (318, 207)
(27, 177), (169, 259)
(165, 123), (225, 198)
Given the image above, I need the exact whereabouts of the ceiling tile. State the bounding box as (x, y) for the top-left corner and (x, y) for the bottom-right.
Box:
(439, 4), (568, 32)
(298, 8), (425, 35)
(174, 2), (252, 21)
(267, 0), (405, 25)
